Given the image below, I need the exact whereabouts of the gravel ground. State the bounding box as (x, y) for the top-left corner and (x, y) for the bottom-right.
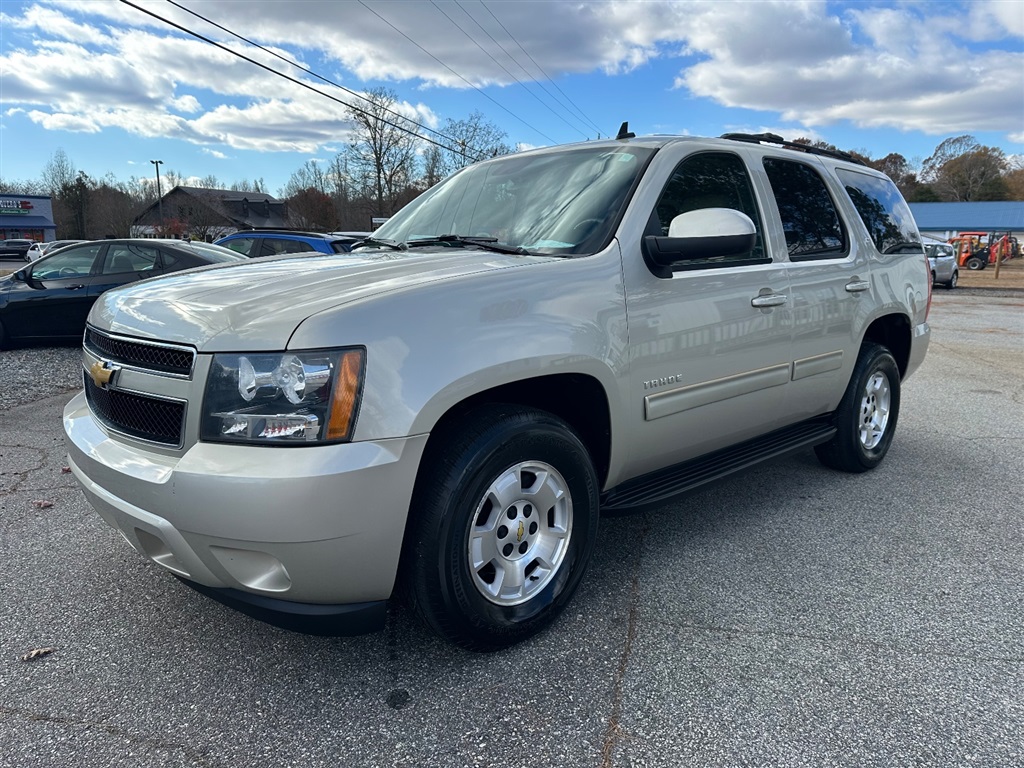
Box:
(0, 344), (82, 410)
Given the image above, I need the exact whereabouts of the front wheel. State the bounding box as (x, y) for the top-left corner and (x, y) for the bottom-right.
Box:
(815, 343), (900, 473)
(405, 405), (599, 651)
(966, 256), (985, 271)
(945, 271), (958, 289)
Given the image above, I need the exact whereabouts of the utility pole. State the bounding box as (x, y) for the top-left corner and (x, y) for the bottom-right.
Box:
(150, 160), (164, 234)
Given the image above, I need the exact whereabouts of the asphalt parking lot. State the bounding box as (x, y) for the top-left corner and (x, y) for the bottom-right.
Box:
(1, 290), (1022, 768)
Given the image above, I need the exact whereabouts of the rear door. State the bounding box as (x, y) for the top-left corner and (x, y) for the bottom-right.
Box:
(756, 155), (866, 423)
(89, 242), (164, 299)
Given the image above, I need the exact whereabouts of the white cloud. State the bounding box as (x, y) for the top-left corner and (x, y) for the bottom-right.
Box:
(2, 0), (1021, 157)
(24, 109), (101, 133)
(201, 148), (229, 159)
(670, 2), (1024, 135)
(172, 95), (202, 114)
(0, 4), (109, 46)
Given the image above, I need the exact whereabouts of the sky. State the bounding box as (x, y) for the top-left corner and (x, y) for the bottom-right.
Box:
(1, 0), (1022, 197)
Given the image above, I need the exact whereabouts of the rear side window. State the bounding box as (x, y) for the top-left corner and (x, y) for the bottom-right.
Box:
(835, 169), (920, 254)
(259, 238), (313, 257)
(763, 158), (846, 260)
(103, 244), (160, 275)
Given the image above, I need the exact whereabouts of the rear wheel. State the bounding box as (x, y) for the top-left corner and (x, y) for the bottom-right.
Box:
(815, 343), (900, 473)
(405, 405), (599, 651)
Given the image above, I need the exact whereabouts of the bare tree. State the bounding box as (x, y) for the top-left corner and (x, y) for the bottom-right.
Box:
(282, 160), (328, 198)
(344, 87), (420, 217)
(89, 178), (140, 238)
(287, 188), (336, 230)
(921, 135), (1008, 201)
(428, 111), (512, 182)
(230, 178), (266, 193)
(40, 148), (77, 195)
(0, 177), (44, 194)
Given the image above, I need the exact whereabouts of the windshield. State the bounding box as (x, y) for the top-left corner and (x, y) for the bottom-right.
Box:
(367, 145), (655, 256)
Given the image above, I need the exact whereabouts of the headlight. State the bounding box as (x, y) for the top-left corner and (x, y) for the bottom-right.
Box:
(201, 348), (365, 445)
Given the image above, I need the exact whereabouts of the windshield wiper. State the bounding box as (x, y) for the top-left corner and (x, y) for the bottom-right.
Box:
(405, 235), (531, 255)
(356, 236), (407, 250)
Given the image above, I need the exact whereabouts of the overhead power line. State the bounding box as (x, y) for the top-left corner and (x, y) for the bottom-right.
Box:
(429, 0), (591, 140)
(163, 0), (481, 158)
(118, 0), (488, 161)
(478, 0), (603, 137)
(356, 0), (559, 145)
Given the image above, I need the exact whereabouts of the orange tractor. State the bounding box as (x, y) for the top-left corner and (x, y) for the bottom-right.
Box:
(947, 231), (1019, 270)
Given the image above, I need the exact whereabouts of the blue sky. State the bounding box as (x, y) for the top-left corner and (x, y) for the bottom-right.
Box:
(1, 0), (1022, 196)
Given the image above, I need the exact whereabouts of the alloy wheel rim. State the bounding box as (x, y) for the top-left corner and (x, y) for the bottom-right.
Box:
(467, 460), (573, 606)
(858, 371), (891, 449)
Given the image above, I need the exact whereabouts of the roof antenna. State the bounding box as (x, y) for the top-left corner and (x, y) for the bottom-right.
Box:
(615, 121), (635, 140)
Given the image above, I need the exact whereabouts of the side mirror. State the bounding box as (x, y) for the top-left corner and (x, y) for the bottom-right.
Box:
(643, 208), (758, 277)
(13, 269), (28, 282)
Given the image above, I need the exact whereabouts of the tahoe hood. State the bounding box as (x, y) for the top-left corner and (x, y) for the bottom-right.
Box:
(90, 249), (550, 350)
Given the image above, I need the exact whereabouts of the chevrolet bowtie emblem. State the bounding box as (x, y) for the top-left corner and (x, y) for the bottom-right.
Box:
(88, 360), (120, 389)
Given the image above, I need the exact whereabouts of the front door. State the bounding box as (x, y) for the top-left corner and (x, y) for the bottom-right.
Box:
(4, 243), (104, 340)
(621, 150), (793, 480)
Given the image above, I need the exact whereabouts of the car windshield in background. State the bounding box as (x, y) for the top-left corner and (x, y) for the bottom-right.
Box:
(364, 145), (656, 256)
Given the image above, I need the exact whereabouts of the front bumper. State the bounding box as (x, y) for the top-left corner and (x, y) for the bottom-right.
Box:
(64, 391), (427, 634)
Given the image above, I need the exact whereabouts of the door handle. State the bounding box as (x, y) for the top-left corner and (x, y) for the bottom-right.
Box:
(67, 284), (86, 290)
(845, 279), (870, 293)
(751, 293), (788, 308)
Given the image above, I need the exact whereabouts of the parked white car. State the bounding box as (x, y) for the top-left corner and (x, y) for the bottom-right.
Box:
(925, 242), (958, 289)
(26, 239), (87, 261)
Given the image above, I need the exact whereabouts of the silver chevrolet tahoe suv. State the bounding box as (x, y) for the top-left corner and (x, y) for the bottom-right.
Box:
(64, 132), (931, 650)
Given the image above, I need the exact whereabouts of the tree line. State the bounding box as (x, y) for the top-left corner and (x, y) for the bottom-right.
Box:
(795, 134), (1022, 203)
(2, 88), (1020, 241)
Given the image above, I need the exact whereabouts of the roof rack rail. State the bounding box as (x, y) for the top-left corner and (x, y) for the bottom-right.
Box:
(720, 132), (866, 166)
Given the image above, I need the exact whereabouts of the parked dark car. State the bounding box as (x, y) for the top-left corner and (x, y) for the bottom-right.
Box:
(0, 239), (36, 258)
(0, 239), (245, 348)
(215, 229), (367, 257)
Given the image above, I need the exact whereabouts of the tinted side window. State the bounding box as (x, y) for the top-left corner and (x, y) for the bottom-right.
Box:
(652, 151), (765, 266)
(221, 237), (255, 256)
(102, 244), (160, 275)
(32, 244), (103, 279)
(763, 158), (846, 260)
(835, 169), (920, 254)
(259, 238), (311, 257)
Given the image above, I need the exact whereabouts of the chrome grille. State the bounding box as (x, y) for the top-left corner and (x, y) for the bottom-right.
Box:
(85, 328), (195, 377)
(84, 374), (186, 447)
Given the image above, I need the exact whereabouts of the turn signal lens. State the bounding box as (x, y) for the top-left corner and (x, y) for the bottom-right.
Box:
(327, 349), (365, 440)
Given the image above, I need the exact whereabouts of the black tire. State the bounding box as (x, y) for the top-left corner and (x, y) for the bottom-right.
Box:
(0, 319), (7, 350)
(945, 270), (958, 290)
(405, 405), (599, 651)
(815, 343), (900, 473)
(966, 257), (985, 271)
